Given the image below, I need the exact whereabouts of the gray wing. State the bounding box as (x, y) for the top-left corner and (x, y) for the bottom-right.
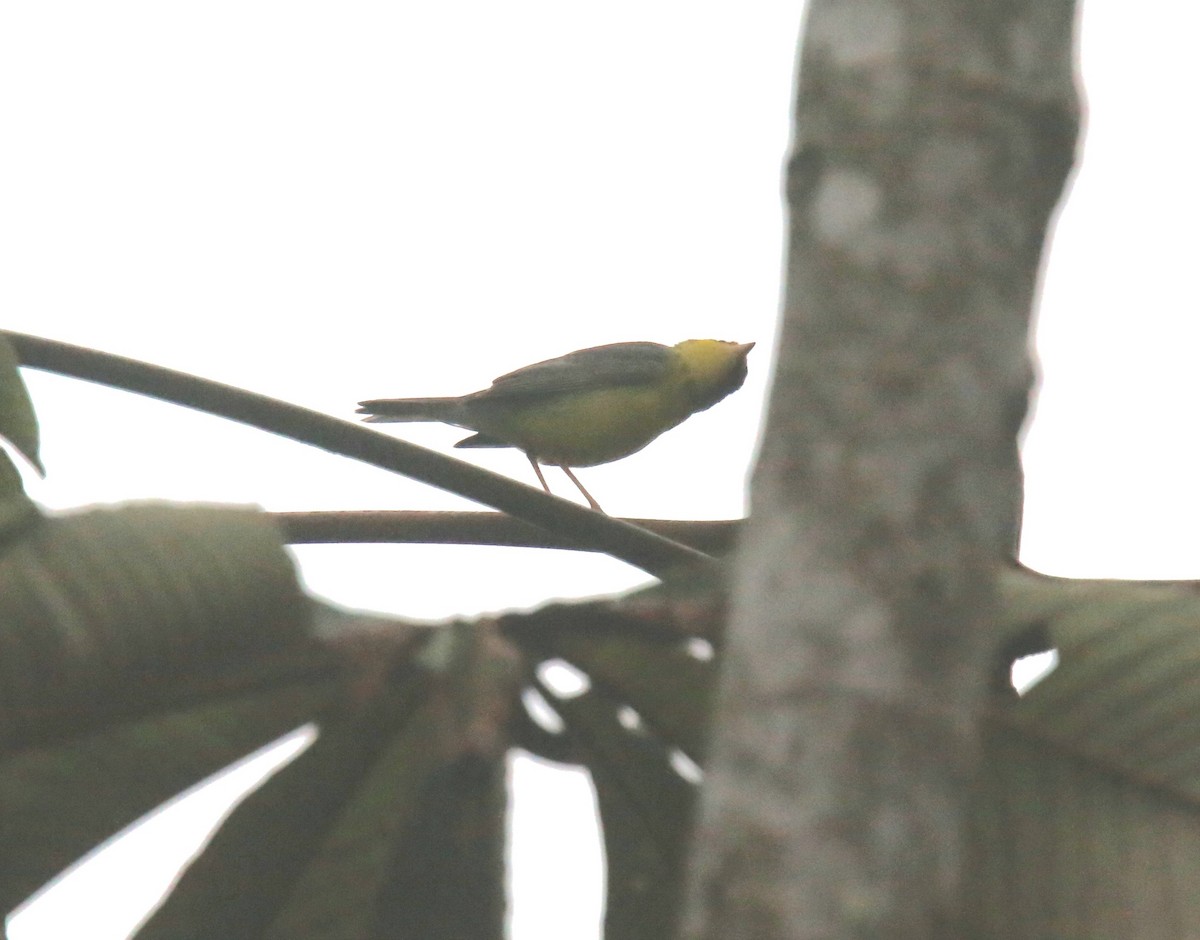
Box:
(477, 342), (672, 403)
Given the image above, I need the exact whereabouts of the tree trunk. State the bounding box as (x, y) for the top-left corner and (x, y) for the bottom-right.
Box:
(680, 1), (1080, 937)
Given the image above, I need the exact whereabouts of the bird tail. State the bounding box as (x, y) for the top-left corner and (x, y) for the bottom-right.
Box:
(355, 397), (465, 423)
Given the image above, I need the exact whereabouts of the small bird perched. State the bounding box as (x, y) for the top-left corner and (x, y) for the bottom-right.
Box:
(357, 339), (754, 512)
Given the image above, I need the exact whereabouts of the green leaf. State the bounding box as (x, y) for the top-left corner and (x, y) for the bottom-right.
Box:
(0, 335), (43, 476)
(998, 570), (1200, 798)
(0, 451), (41, 544)
(967, 571), (1200, 937)
(539, 627), (716, 763)
(500, 585), (723, 939)
(0, 684), (336, 915)
(138, 616), (515, 940)
(135, 667), (437, 940)
(0, 502), (310, 750)
(532, 669), (697, 940)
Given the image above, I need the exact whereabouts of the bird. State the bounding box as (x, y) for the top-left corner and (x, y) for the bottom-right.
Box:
(356, 339), (754, 512)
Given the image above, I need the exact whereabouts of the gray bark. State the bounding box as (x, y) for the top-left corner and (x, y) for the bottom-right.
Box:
(680, 1), (1080, 937)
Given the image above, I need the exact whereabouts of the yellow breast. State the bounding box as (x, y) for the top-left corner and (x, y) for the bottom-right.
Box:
(475, 384), (693, 466)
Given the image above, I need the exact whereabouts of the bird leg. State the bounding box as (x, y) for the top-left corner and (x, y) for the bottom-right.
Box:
(527, 456), (553, 495)
(525, 455), (604, 512)
(558, 465), (604, 513)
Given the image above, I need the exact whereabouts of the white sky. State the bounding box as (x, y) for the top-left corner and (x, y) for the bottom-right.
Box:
(3, 0), (1199, 937)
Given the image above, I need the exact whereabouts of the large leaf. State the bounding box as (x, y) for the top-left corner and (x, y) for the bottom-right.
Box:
(0, 502), (309, 751)
(967, 569), (1200, 937)
(999, 569), (1200, 799)
(502, 582), (723, 940)
(0, 682), (337, 915)
(0, 335), (41, 544)
(501, 575), (725, 763)
(1, 497), (334, 913)
(533, 670), (698, 940)
(0, 335), (42, 477)
(137, 617), (515, 940)
(0, 455), (40, 548)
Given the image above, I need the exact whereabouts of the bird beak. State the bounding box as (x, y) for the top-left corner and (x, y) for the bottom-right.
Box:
(736, 342), (755, 356)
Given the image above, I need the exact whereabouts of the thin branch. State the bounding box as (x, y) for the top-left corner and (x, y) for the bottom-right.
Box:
(274, 510), (740, 554)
